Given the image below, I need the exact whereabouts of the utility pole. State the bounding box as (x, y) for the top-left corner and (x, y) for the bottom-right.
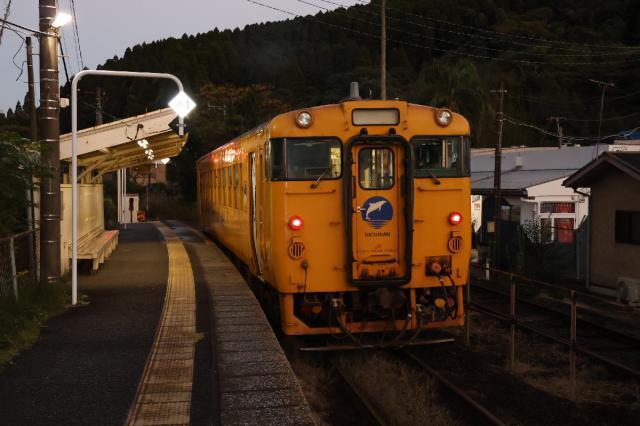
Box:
(39, 0), (61, 282)
(550, 116), (564, 148)
(95, 87), (103, 125)
(490, 82), (507, 270)
(26, 36), (38, 278)
(0, 0), (12, 46)
(380, 0), (387, 100)
(589, 79), (615, 157)
(26, 37), (37, 144)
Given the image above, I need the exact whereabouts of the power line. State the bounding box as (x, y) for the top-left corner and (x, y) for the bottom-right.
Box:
(0, 0), (12, 46)
(309, 0), (640, 60)
(0, 17), (49, 37)
(11, 34), (25, 80)
(508, 89), (640, 106)
(246, 0), (640, 67)
(503, 113), (637, 142)
(325, 0), (640, 58)
(354, 0), (640, 52)
(69, 0), (85, 69)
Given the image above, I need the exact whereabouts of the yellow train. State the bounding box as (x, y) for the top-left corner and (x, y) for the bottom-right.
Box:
(197, 94), (471, 344)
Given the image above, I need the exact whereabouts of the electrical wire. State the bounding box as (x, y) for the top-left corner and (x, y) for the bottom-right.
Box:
(317, 0), (640, 58)
(58, 37), (70, 84)
(246, 0), (640, 66)
(69, 0), (85, 69)
(556, 110), (640, 123)
(353, 0), (640, 52)
(503, 114), (640, 142)
(0, 0), (12, 46)
(509, 89), (640, 106)
(11, 32), (25, 80)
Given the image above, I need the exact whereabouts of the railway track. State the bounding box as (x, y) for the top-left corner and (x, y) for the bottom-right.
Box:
(470, 282), (640, 378)
(402, 350), (508, 426)
(331, 361), (389, 426)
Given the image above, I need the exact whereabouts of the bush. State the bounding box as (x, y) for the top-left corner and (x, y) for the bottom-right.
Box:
(0, 278), (69, 369)
(0, 131), (40, 237)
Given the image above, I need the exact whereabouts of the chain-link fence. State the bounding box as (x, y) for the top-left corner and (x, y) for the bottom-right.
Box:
(0, 229), (39, 300)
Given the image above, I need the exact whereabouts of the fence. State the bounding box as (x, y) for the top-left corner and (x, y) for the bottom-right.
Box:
(477, 223), (583, 284)
(467, 262), (640, 399)
(0, 229), (39, 300)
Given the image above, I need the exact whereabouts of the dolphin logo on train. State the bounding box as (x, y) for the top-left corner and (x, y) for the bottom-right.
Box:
(361, 196), (393, 229)
(365, 200), (387, 220)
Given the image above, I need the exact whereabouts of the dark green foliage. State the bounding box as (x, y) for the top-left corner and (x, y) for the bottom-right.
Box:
(2, 0), (639, 204)
(0, 278), (69, 369)
(517, 219), (575, 282)
(0, 131), (40, 237)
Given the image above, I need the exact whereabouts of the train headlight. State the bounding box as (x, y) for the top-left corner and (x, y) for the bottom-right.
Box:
(289, 215), (304, 230)
(435, 108), (453, 127)
(295, 111), (313, 128)
(448, 211), (462, 225)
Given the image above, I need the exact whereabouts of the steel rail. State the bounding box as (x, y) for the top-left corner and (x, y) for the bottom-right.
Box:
(332, 362), (388, 426)
(469, 302), (640, 378)
(472, 283), (640, 344)
(403, 350), (507, 426)
(470, 263), (626, 308)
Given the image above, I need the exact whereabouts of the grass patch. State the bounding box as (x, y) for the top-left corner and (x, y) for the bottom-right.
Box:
(0, 278), (70, 370)
(335, 351), (461, 425)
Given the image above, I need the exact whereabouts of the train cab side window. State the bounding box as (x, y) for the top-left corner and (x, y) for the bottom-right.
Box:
(412, 136), (470, 178)
(269, 138), (341, 181)
(269, 140), (285, 180)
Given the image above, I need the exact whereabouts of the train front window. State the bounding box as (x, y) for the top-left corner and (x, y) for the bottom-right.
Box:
(269, 138), (341, 180)
(412, 136), (470, 178)
(359, 148), (394, 189)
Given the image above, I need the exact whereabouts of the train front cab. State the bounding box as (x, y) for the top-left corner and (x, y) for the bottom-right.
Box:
(273, 101), (471, 337)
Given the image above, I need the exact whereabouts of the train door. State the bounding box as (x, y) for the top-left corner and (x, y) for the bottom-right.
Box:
(249, 152), (263, 275)
(348, 139), (411, 285)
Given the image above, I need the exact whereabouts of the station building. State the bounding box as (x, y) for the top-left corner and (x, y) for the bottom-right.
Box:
(470, 142), (640, 282)
(564, 151), (640, 301)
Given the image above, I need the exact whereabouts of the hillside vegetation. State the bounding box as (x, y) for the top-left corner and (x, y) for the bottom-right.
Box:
(2, 0), (639, 200)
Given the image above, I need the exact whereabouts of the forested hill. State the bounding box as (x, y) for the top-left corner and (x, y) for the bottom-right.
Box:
(3, 0), (640, 199)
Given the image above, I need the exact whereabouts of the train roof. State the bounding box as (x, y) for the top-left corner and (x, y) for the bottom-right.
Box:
(197, 100), (470, 165)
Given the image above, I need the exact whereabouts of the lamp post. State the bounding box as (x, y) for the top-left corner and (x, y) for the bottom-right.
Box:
(71, 70), (195, 305)
(39, 2), (72, 283)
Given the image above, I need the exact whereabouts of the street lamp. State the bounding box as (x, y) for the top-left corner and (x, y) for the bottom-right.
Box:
(51, 12), (72, 29)
(71, 70), (195, 305)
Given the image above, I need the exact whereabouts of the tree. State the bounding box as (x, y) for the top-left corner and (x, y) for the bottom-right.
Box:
(0, 131), (41, 237)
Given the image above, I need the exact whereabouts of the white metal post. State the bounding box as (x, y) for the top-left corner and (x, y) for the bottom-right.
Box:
(9, 237), (18, 301)
(71, 70), (188, 305)
(123, 168), (127, 229)
(117, 168), (121, 224)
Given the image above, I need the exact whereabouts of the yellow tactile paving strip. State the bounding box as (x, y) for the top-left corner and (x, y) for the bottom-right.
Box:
(126, 224), (196, 426)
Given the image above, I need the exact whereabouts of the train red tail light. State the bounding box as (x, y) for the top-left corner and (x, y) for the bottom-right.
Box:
(289, 215), (304, 230)
(448, 212), (462, 225)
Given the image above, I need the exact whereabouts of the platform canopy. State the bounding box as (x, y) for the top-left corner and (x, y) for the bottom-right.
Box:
(59, 108), (188, 182)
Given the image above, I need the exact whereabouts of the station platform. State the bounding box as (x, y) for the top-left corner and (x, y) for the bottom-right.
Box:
(0, 222), (313, 426)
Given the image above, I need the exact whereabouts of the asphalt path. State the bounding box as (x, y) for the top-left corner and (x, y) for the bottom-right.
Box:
(0, 223), (167, 426)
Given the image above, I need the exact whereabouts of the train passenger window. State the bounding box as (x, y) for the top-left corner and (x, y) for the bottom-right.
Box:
(234, 164), (240, 209)
(269, 138), (341, 180)
(358, 148), (394, 190)
(412, 136), (470, 178)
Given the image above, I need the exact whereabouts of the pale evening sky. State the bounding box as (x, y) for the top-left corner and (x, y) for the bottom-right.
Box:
(0, 0), (363, 111)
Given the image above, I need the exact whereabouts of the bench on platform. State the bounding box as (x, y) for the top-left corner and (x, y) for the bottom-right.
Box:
(75, 227), (119, 272)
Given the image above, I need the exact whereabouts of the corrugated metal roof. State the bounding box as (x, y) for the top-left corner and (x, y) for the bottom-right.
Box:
(472, 169), (574, 191)
(470, 146), (614, 193)
(471, 146), (603, 172)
